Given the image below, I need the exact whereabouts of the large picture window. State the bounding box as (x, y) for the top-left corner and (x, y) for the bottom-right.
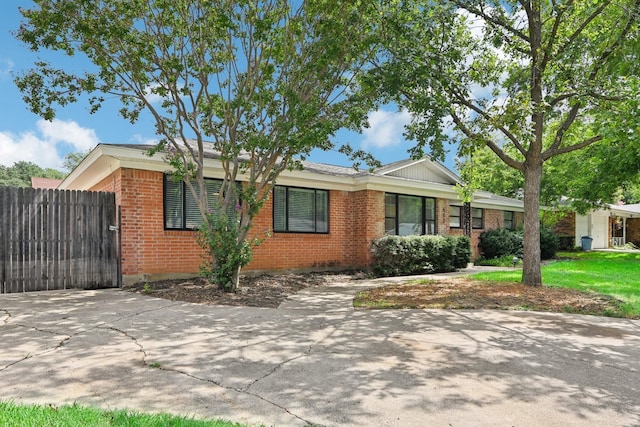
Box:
(385, 193), (436, 236)
(164, 176), (224, 230)
(273, 186), (328, 233)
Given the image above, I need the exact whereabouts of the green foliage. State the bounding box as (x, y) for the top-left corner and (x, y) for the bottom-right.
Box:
(0, 161), (65, 187)
(478, 228), (523, 260)
(371, 235), (471, 277)
(62, 149), (91, 172)
(372, 0), (640, 285)
(16, 0), (380, 290)
(452, 235), (472, 269)
(197, 206), (253, 291)
(472, 252), (640, 318)
(540, 226), (560, 260)
(479, 227), (558, 261)
(475, 255), (521, 268)
(0, 400), (246, 426)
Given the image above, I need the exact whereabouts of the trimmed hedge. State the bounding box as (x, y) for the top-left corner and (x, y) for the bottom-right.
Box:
(371, 235), (471, 277)
(478, 227), (559, 260)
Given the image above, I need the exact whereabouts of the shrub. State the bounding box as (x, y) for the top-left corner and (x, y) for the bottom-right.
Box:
(478, 227), (559, 261)
(478, 228), (522, 259)
(540, 226), (559, 260)
(371, 235), (471, 277)
(452, 235), (472, 269)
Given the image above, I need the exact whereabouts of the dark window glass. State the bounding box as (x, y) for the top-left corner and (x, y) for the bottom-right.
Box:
(472, 208), (484, 229)
(450, 205), (461, 228)
(273, 186), (329, 233)
(504, 211), (514, 230)
(385, 194), (436, 236)
(164, 175), (224, 230)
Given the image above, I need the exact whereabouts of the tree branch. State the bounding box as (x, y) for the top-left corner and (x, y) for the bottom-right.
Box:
(543, 135), (603, 160)
(450, 109), (524, 171)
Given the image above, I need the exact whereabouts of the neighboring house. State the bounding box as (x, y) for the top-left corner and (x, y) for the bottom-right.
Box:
(31, 177), (63, 189)
(59, 143), (524, 285)
(555, 203), (640, 249)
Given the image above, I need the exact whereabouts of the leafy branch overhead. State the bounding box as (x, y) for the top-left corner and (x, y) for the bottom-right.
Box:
(372, 0), (640, 285)
(16, 0), (380, 290)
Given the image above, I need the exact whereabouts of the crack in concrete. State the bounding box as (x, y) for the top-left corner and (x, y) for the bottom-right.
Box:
(153, 363), (316, 426)
(0, 308), (9, 324)
(99, 326), (148, 365)
(0, 325), (72, 372)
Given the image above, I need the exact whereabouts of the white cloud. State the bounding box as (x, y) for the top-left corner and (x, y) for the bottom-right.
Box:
(36, 119), (100, 151)
(0, 119), (101, 169)
(0, 58), (14, 79)
(144, 84), (165, 104)
(0, 130), (63, 168)
(131, 134), (160, 145)
(361, 109), (412, 149)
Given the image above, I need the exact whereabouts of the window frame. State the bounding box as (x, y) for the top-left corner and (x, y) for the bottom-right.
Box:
(472, 207), (484, 229)
(504, 210), (515, 230)
(272, 185), (329, 234)
(385, 193), (437, 236)
(449, 205), (462, 228)
(163, 175), (225, 231)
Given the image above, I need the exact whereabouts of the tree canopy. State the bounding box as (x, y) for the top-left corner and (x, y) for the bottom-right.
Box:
(16, 0), (379, 289)
(0, 161), (65, 187)
(372, 0), (640, 285)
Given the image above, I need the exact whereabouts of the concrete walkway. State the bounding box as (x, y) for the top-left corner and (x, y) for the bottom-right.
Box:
(1, 272), (640, 426)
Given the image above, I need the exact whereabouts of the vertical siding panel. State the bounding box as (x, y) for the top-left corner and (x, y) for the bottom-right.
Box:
(52, 189), (61, 290)
(0, 188), (6, 293)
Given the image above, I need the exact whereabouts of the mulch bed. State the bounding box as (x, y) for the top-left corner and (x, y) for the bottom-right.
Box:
(125, 272), (629, 317)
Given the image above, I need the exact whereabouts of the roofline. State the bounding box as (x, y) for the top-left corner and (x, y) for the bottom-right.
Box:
(61, 144), (523, 211)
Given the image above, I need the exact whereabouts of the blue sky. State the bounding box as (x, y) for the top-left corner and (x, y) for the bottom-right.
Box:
(0, 0), (459, 172)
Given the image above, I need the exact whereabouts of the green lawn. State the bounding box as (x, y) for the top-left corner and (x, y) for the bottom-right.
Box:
(0, 401), (248, 427)
(471, 251), (640, 317)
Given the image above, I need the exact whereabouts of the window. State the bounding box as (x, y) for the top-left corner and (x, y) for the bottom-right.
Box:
(504, 211), (514, 230)
(472, 208), (484, 229)
(164, 176), (225, 230)
(273, 186), (328, 233)
(385, 193), (436, 236)
(450, 205), (461, 228)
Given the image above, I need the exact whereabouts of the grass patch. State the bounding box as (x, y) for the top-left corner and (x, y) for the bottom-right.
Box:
(470, 251), (640, 318)
(0, 401), (247, 427)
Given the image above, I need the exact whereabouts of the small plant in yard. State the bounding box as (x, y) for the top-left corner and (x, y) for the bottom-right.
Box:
(198, 203), (254, 292)
(148, 362), (162, 369)
(143, 282), (152, 294)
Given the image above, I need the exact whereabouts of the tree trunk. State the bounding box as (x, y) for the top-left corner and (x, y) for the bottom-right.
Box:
(231, 265), (241, 293)
(522, 159), (543, 286)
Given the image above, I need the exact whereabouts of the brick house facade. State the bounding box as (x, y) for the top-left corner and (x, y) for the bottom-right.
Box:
(61, 144), (524, 284)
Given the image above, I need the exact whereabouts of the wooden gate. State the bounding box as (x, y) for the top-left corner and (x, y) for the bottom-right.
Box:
(0, 187), (120, 293)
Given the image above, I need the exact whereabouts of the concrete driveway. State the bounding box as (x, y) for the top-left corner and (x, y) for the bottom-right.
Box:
(1, 277), (639, 427)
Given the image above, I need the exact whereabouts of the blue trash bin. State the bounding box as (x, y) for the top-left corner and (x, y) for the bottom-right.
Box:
(581, 236), (593, 251)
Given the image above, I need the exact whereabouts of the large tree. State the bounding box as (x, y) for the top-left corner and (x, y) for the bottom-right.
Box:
(373, 0), (640, 285)
(16, 0), (377, 290)
(458, 127), (640, 214)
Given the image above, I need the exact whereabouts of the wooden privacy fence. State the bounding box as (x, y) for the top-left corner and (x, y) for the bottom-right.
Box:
(0, 186), (120, 293)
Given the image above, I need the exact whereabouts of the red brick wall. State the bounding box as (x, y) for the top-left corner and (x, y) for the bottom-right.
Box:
(236, 189), (385, 271)
(92, 168), (388, 282)
(91, 167), (523, 281)
(626, 218), (640, 245)
(448, 207), (522, 259)
(554, 212), (576, 236)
